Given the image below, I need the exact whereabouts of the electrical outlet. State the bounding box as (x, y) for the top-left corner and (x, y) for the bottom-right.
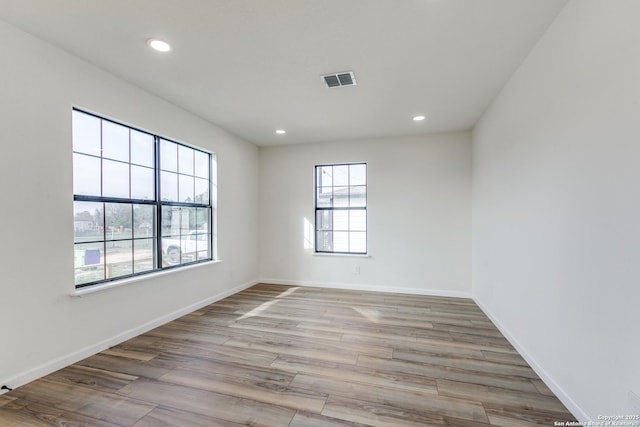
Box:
(630, 390), (640, 415)
(354, 265), (360, 275)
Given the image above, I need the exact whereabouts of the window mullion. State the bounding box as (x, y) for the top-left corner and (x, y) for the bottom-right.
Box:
(155, 135), (162, 270)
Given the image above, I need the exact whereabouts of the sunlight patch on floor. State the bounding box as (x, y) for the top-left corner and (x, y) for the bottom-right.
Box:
(351, 306), (381, 323)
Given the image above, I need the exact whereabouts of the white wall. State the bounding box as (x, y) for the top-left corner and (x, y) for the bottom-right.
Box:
(472, 0), (640, 419)
(0, 20), (259, 388)
(260, 132), (471, 296)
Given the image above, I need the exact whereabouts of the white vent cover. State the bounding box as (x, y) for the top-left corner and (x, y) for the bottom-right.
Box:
(322, 71), (357, 88)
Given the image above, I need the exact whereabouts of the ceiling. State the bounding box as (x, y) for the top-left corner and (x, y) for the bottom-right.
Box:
(0, 0), (567, 146)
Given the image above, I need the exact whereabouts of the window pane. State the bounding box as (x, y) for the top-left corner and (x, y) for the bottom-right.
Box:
(316, 231), (332, 252)
(159, 206), (210, 267)
(131, 166), (155, 200)
(105, 203), (132, 240)
(197, 234), (211, 260)
(350, 186), (367, 207)
(316, 210), (332, 230)
(195, 178), (209, 204)
(161, 171), (178, 202)
(350, 164), (366, 186)
(161, 206), (182, 237)
(75, 242), (105, 285)
(102, 159), (130, 198)
(350, 232), (367, 253)
(163, 207), (193, 236)
(179, 145), (194, 175)
(161, 206), (187, 266)
(317, 166), (333, 187)
(74, 201), (103, 243)
(181, 207), (196, 233)
(102, 121), (129, 162)
(333, 210), (349, 231)
(106, 240), (133, 279)
(131, 130), (154, 167)
(133, 204), (154, 239)
(72, 111), (101, 155)
(160, 139), (177, 171)
(333, 165), (349, 186)
(350, 210), (366, 231)
(163, 242), (182, 266)
(195, 151), (209, 178)
(133, 238), (155, 274)
(195, 208), (209, 231)
(316, 187), (332, 208)
(73, 153), (101, 196)
(333, 187), (349, 207)
(333, 231), (349, 252)
(179, 174), (195, 203)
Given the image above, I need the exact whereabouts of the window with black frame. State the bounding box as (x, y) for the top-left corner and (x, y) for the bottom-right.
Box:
(72, 109), (214, 288)
(315, 163), (367, 254)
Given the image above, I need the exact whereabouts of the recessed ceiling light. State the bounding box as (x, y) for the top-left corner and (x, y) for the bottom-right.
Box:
(413, 115), (426, 121)
(275, 129), (286, 134)
(147, 38), (171, 52)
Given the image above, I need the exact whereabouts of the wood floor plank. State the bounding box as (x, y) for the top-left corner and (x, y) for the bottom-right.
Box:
(321, 396), (454, 427)
(0, 395), (16, 408)
(532, 378), (557, 397)
(291, 374), (489, 423)
(271, 355), (438, 395)
(415, 335), (519, 355)
(0, 283), (576, 426)
(357, 355), (540, 393)
(118, 378), (296, 426)
(166, 357), (295, 387)
(102, 347), (158, 362)
(229, 319), (344, 341)
(9, 379), (155, 426)
(297, 321), (422, 343)
(0, 401), (117, 427)
(482, 350), (529, 367)
(406, 340), (490, 360)
(437, 379), (570, 413)
(289, 411), (365, 427)
(223, 337), (361, 364)
(76, 353), (172, 380)
(43, 364), (139, 393)
(393, 350), (539, 379)
(483, 402), (575, 427)
(152, 337), (279, 367)
(160, 368), (327, 413)
(132, 405), (245, 427)
(144, 324), (232, 345)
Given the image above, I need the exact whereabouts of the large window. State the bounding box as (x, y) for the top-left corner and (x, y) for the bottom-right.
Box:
(315, 163), (367, 254)
(72, 109), (215, 288)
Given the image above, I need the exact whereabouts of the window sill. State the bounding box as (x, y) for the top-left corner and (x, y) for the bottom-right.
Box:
(313, 253), (371, 258)
(71, 260), (223, 297)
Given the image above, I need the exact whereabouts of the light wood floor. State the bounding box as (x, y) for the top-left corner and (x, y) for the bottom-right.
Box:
(0, 283), (576, 426)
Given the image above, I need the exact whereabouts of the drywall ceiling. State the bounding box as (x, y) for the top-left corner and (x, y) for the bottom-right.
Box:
(0, 0), (567, 146)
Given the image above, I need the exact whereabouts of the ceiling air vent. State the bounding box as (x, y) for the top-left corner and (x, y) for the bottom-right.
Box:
(322, 71), (357, 88)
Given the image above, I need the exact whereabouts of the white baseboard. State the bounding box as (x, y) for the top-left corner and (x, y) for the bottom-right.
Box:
(259, 278), (472, 299)
(0, 279), (258, 395)
(473, 296), (589, 422)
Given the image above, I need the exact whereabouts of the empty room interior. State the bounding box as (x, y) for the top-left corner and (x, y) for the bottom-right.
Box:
(0, 0), (638, 425)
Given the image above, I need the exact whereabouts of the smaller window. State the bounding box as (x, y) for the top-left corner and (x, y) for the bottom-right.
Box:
(315, 163), (367, 254)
